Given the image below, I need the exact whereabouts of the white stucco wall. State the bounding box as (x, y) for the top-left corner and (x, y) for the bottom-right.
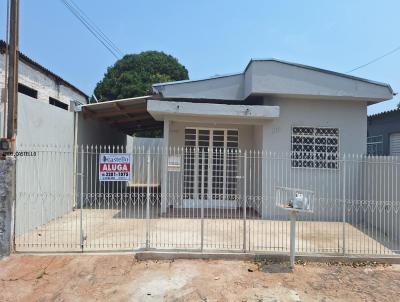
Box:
(261, 97), (367, 154)
(14, 94), (127, 235)
(161, 97), (369, 220)
(0, 52), (87, 137)
(15, 94), (75, 235)
(259, 97), (368, 219)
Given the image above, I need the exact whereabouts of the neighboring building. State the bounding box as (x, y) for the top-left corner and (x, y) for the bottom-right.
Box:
(367, 108), (400, 155)
(0, 39), (88, 138)
(81, 59), (393, 216)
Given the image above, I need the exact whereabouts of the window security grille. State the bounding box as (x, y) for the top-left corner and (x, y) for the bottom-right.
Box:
(367, 135), (383, 156)
(291, 126), (339, 169)
(184, 128), (239, 202)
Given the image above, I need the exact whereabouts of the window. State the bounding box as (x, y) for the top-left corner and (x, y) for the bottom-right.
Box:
(18, 83), (38, 99)
(49, 97), (69, 111)
(291, 126), (339, 169)
(367, 135), (383, 155)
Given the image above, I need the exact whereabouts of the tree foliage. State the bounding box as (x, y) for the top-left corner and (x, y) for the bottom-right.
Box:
(93, 51), (189, 102)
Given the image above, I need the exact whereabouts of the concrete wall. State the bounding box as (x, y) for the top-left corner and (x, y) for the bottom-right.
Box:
(0, 51), (87, 137)
(0, 158), (14, 256)
(15, 94), (75, 235)
(260, 97), (367, 219)
(261, 97), (367, 154)
(368, 110), (400, 155)
(127, 137), (164, 186)
(77, 115), (127, 146)
(160, 98), (369, 219)
(14, 95), (128, 234)
(16, 94), (75, 145)
(360, 156), (400, 246)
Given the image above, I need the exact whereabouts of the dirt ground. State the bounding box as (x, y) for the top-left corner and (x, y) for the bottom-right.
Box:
(0, 255), (399, 302)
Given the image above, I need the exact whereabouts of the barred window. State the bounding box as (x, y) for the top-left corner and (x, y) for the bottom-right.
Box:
(291, 127), (339, 169)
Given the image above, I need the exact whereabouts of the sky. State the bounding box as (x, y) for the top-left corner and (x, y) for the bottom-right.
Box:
(0, 0), (399, 115)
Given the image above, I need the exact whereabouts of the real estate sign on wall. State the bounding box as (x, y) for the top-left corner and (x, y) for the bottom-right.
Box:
(99, 153), (132, 181)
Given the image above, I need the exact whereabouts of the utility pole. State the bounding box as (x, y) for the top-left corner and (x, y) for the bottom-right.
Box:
(0, 0), (19, 257)
(6, 0), (19, 147)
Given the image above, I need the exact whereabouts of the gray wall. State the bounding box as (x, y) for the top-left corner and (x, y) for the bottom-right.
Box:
(77, 114), (127, 146)
(127, 137), (164, 186)
(161, 97), (369, 219)
(261, 97), (367, 154)
(0, 158), (14, 256)
(260, 97), (367, 219)
(367, 110), (400, 155)
(15, 95), (75, 235)
(15, 95), (128, 235)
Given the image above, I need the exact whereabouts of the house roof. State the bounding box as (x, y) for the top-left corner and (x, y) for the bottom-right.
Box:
(153, 59), (394, 103)
(245, 59), (394, 94)
(0, 40), (88, 100)
(368, 107), (400, 119)
(81, 96), (162, 134)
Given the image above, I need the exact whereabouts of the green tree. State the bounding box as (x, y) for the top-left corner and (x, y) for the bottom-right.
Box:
(93, 51), (189, 102)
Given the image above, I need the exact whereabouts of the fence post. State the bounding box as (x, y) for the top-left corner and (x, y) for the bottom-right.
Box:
(200, 150), (205, 252)
(342, 154), (346, 255)
(243, 150), (247, 252)
(146, 149), (151, 249)
(79, 145), (84, 252)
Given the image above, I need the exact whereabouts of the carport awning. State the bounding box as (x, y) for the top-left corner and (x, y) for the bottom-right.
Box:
(80, 96), (163, 135)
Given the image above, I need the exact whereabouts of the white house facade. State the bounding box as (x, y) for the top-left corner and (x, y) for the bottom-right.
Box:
(80, 59), (393, 218)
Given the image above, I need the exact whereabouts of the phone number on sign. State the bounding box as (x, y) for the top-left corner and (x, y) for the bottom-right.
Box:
(101, 172), (129, 177)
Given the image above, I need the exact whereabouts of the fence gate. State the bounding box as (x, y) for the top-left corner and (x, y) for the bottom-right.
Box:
(14, 144), (400, 257)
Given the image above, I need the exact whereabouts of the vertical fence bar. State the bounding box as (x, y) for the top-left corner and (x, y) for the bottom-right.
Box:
(243, 150), (247, 252)
(79, 145), (84, 252)
(201, 150), (205, 251)
(146, 149), (151, 249)
(342, 154), (346, 255)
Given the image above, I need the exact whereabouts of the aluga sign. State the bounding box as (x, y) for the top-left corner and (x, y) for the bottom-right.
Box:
(99, 153), (132, 181)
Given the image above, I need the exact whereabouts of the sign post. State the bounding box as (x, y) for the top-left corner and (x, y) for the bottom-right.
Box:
(275, 186), (314, 269)
(99, 153), (132, 181)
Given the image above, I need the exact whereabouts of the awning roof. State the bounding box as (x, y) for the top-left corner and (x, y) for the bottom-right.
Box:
(80, 96), (163, 135)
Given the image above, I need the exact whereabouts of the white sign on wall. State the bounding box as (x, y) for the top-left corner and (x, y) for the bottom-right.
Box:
(99, 153), (132, 181)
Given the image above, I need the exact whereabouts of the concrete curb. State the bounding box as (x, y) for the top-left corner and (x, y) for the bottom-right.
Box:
(12, 250), (400, 264)
(134, 251), (400, 264)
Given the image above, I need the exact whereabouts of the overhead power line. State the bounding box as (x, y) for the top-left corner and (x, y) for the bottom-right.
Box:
(347, 45), (400, 73)
(67, 0), (123, 57)
(60, 0), (123, 59)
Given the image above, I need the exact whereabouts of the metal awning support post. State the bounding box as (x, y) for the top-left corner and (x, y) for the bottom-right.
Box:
(146, 149), (151, 249)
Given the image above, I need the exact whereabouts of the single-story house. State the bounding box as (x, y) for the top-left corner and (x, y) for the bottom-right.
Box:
(367, 108), (400, 155)
(81, 59), (393, 217)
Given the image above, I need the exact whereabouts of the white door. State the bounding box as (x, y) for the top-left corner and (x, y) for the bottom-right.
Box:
(390, 133), (400, 155)
(183, 128), (239, 208)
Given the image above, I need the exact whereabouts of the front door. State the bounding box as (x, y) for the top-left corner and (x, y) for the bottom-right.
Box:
(183, 128), (239, 208)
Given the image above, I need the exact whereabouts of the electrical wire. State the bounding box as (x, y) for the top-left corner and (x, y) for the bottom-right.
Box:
(67, 0), (123, 57)
(347, 45), (400, 73)
(60, 0), (120, 59)
(60, 0), (122, 59)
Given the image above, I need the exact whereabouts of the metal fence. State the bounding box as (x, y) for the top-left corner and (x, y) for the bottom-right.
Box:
(14, 144), (400, 256)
